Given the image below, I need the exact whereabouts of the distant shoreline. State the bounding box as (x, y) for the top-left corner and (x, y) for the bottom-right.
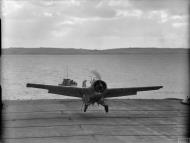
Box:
(2, 47), (189, 55)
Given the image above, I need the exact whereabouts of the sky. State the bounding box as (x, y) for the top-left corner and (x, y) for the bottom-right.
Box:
(1, 0), (189, 49)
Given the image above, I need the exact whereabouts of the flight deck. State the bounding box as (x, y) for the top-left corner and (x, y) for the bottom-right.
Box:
(2, 99), (188, 143)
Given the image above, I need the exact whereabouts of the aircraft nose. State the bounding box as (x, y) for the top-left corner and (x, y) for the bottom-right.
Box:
(93, 80), (107, 93)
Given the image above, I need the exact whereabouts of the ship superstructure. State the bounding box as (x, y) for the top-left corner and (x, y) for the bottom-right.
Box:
(58, 67), (77, 87)
(59, 78), (77, 87)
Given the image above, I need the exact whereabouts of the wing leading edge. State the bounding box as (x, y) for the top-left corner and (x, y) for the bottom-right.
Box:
(104, 86), (163, 98)
(26, 83), (83, 98)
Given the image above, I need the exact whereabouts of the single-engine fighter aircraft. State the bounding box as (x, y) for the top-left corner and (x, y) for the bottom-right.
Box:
(26, 72), (163, 112)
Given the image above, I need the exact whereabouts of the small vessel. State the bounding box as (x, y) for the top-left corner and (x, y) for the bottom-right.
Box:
(58, 67), (77, 87)
(59, 78), (77, 87)
(181, 96), (190, 105)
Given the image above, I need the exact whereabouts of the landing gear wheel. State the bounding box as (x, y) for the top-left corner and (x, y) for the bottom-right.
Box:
(104, 105), (109, 113)
(84, 105), (88, 112)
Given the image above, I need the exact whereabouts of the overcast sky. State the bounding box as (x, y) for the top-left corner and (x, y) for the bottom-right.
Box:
(2, 0), (189, 49)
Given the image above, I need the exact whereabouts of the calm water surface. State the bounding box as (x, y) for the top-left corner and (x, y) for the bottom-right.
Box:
(1, 54), (189, 100)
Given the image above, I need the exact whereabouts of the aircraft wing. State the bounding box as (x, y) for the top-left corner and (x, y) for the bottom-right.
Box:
(26, 83), (83, 98)
(104, 86), (163, 98)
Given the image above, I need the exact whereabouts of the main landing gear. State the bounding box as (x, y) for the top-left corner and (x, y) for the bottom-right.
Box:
(84, 105), (88, 112)
(104, 105), (109, 113)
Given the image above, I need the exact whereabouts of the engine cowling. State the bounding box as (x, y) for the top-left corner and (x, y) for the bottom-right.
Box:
(93, 80), (107, 94)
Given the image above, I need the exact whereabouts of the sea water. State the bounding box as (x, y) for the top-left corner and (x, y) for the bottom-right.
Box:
(1, 54), (189, 100)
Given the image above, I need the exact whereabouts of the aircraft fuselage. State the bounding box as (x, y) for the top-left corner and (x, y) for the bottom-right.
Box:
(82, 79), (109, 112)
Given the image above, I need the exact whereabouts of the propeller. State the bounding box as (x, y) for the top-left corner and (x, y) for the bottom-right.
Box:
(93, 80), (107, 93)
